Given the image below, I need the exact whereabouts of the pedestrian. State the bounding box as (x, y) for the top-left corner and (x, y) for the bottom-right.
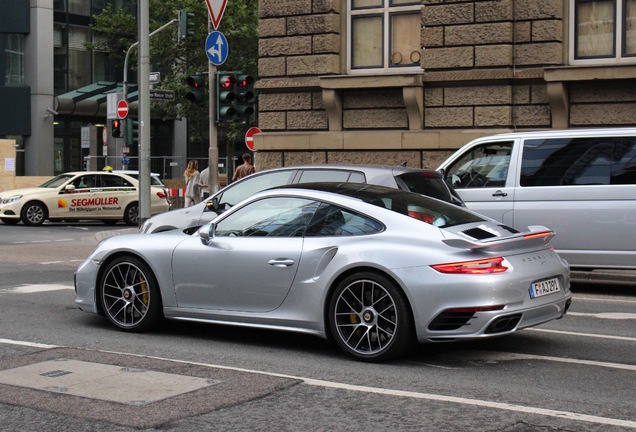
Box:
(184, 160), (201, 207)
(199, 165), (210, 199)
(232, 153), (255, 181)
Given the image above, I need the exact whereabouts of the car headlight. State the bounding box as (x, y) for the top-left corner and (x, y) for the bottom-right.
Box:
(2, 195), (22, 204)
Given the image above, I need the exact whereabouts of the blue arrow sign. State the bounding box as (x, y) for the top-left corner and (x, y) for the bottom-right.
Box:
(206, 31), (228, 66)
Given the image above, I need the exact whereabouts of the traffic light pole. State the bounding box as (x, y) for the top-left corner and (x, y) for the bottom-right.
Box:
(209, 17), (219, 194)
(138, 0), (151, 226)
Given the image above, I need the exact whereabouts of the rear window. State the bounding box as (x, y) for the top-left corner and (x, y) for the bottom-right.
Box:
(396, 172), (452, 201)
(297, 169), (365, 183)
(339, 186), (484, 228)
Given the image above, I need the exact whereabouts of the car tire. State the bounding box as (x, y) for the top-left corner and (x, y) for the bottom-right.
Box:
(21, 202), (47, 226)
(99, 255), (163, 332)
(123, 202), (138, 226)
(328, 272), (413, 362)
(1, 218), (20, 225)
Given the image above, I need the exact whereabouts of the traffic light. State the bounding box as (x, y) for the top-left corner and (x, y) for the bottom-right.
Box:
(112, 119), (122, 138)
(185, 73), (205, 105)
(216, 72), (236, 122)
(235, 73), (256, 121)
(126, 119), (139, 146)
(178, 9), (194, 41)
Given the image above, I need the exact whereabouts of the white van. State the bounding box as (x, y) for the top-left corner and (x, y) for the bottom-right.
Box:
(437, 128), (636, 270)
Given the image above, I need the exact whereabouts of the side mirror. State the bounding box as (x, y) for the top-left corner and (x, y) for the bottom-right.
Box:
(205, 196), (220, 212)
(198, 222), (216, 245)
(65, 184), (76, 192)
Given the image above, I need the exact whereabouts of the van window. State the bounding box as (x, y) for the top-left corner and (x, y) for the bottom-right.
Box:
(520, 137), (636, 186)
(445, 142), (513, 189)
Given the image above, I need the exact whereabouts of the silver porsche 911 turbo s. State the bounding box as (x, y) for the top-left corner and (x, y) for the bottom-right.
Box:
(75, 183), (572, 361)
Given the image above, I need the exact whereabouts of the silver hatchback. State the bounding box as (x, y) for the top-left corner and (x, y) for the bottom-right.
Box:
(141, 164), (464, 234)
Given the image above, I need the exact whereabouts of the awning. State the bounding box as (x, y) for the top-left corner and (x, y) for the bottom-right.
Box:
(54, 82), (138, 117)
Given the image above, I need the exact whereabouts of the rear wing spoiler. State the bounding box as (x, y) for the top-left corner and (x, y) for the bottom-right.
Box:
(442, 225), (555, 252)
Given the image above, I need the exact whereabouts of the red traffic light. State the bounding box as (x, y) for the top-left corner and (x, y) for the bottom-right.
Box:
(221, 76), (234, 88)
(113, 120), (120, 128)
(237, 75), (254, 88)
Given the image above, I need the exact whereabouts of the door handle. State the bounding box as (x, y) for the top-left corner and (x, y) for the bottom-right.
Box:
(267, 258), (295, 267)
(492, 191), (508, 197)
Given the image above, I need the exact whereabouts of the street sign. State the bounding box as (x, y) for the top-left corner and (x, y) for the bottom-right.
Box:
(102, 128), (108, 145)
(245, 127), (261, 151)
(149, 89), (175, 100)
(117, 100), (129, 119)
(205, 0), (227, 30)
(107, 92), (123, 120)
(206, 31), (228, 66)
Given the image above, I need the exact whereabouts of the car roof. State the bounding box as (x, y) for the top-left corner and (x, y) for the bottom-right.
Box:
(270, 181), (431, 201)
(251, 164), (441, 176)
(467, 127), (636, 142)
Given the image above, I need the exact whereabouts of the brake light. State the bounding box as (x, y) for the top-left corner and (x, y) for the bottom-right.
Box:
(523, 231), (551, 239)
(156, 191), (166, 199)
(431, 257), (508, 274)
(408, 211), (434, 224)
(418, 171), (440, 178)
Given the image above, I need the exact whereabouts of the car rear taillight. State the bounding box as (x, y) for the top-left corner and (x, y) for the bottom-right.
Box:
(156, 191), (166, 199)
(431, 257), (508, 274)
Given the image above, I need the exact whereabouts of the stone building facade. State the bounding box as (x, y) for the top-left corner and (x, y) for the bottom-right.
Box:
(253, 0), (636, 171)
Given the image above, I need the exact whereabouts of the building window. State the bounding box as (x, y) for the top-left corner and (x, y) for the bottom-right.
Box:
(68, 26), (91, 89)
(571, 0), (636, 63)
(348, 0), (422, 73)
(4, 34), (25, 85)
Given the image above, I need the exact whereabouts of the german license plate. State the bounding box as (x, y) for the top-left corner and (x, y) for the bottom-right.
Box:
(529, 277), (561, 299)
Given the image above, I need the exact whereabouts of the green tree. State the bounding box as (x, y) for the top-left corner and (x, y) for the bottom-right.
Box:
(86, 0), (258, 148)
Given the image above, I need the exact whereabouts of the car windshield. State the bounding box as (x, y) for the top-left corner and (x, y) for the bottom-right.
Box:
(39, 174), (74, 188)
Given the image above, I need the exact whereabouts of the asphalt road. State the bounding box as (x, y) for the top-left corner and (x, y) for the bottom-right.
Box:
(0, 221), (634, 431)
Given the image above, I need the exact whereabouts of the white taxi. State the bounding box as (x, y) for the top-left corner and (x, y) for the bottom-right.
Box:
(0, 171), (170, 226)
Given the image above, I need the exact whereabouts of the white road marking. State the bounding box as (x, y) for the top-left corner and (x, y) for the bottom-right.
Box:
(0, 338), (634, 428)
(568, 311), (636, 320)
(2, 284), (74, 293)
(527, 327), (636, 342)
(574, 295), (636, 304)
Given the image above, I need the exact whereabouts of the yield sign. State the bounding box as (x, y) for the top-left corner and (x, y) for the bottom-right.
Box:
(205, 0), (228, 30)
(117, 100), (129, 119)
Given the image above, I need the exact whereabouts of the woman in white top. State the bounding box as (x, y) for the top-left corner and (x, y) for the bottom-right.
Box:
(184, 160), (201, 207)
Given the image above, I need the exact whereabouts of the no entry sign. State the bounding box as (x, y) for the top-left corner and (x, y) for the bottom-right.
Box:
(245, 127), (261, 151)
(117, 100), (129, 119)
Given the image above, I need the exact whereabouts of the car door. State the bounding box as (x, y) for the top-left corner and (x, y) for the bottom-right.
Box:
(98, 174), (136, 218)
(51, 174), (98, 219)
(172, 196), (318, 312)
(441, 140), (518, 226)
